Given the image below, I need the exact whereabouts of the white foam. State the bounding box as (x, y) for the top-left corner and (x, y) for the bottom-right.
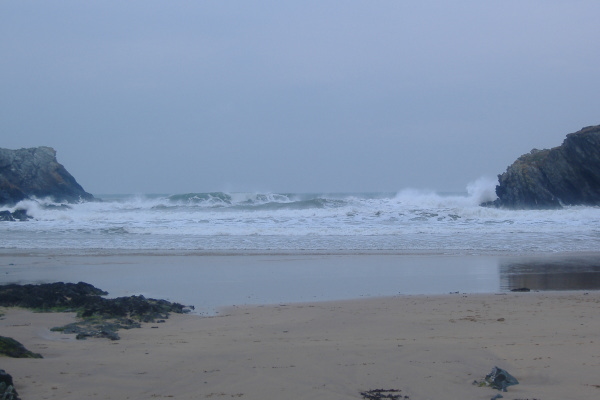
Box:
(466, 177), (498, 205)
(2, 190), (599, 253)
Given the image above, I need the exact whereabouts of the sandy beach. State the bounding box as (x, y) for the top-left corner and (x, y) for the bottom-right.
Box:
(2, 291), (599, 399)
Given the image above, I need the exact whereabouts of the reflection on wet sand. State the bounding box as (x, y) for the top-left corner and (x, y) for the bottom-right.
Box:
(500, 255), (600, 291)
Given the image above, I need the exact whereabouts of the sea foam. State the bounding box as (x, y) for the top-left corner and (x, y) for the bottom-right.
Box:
(1, 182), (599, 254)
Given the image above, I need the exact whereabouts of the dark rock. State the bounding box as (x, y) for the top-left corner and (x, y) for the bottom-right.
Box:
(0, 282), (191, 341)
(77, 294), (188, 321)
(360, 389), (406, 400)
(485, 125), (600, 209)
(9, 209), (31, 221)
(0, 383), (19, 400)
(0, 282), (188, 318)
(53, 321), (131, 341)
(0, 336), (43, 358)
(0, 209), (32, 221)
(0, 146), (94, 206)
(486, 366), (519, 392)
(510, 287), (531, 292)
(0, 210), (14, 221)
(0, 370), (21, 400)
(0, 370), (14, 388)
(474, 366), (519, 392)
(0, 282), (108, 311)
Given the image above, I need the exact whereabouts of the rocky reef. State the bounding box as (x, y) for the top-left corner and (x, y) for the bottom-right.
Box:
(0, 283), (192, 400)
(0, 282), (192, 340)
(486, 125), (600, 209)
(0, 146), (94, 206)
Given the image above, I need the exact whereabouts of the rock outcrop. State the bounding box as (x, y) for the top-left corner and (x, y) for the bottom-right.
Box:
(486, 125), (600, 209)
(0, 336), (43, 359)
(0, 282), (193, 340)
(0, 146), (94, 205)
(0, 209), (31, 221)
(0, 369), (21, 400)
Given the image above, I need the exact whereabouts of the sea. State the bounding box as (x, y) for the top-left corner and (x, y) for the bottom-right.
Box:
(1, 184), (600, 254)
(2, 184), (600, 313)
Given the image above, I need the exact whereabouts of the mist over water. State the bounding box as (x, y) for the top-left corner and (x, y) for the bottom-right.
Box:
(2, 179), (600, 254)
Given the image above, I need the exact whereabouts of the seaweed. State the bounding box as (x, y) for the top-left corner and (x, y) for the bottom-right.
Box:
(0, 282), (192, 340)
(0, 336), (43, 358)
(360, 389), (408, 400)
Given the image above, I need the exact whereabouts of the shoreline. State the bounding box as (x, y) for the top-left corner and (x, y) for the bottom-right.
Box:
(2, 290), (600, 399)
(2, 251), (600, 315)
(3, 247), (600, 257)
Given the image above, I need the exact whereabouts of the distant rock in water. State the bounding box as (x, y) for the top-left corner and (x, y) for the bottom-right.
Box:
(485, 125), (600, 209)
(0, 209), (31, 222)
(0, 146), (94, 206)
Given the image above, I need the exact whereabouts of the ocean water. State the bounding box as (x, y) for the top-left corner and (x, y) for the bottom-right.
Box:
(1, 186), (600, 254)
(2, 185), (600, 312)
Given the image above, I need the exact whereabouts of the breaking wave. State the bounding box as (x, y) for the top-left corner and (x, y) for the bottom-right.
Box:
(2, 178), (599, 254)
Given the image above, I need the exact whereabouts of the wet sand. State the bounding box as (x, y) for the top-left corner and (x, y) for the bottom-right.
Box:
(2, 291), (600, 399)
(3, 251), (600, 314)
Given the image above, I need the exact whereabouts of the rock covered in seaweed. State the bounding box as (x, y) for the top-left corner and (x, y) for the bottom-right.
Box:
(0, 336), (43, 358)
(486, 125), (600, 209)
(0, 369), (21, 400)
(0, 146), (94, 206)
(0, 282), (192, 340)
(0, 282), (108, 311)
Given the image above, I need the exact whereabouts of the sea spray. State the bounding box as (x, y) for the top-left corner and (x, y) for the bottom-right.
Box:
(466, 177), (498, 205)
(1, 186), (599, 253)
(394, 176), (497, 208)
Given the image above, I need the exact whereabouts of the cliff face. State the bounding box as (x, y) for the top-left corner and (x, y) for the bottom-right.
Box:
(489, 125), (600, 209)
(0, 147), (94, 205)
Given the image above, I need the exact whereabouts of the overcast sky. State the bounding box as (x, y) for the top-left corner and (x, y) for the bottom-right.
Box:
(1, 1), (599, 195)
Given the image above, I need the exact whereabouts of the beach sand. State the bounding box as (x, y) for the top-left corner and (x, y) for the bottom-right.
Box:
(2, 291), (600, 400)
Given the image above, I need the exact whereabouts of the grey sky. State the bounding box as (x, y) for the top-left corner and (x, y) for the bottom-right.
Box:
(1, 1), (599, 195)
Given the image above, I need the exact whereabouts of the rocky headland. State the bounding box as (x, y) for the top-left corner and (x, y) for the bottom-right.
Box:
(0, 146), (94, 207)
(485, 124), (600, 209)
